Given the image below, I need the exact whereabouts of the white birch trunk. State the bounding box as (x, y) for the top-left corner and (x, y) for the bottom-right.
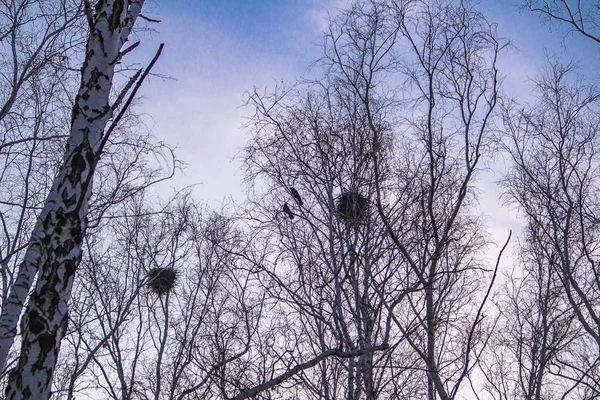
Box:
(1, 1), (144, 398)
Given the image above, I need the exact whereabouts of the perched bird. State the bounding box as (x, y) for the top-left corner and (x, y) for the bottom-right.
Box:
(290, 187), (303, 206)
(283, 203), (294, 219)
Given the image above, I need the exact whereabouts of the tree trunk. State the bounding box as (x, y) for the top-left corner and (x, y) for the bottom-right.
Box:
(2, 1), (144, 398)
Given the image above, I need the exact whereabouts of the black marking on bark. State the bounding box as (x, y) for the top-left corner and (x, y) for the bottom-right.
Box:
(40, 273), (58, 295)
(62, 191), (77, 208)
(56, 239), (75, 258)
(52, 243), (62, 258)
(66, 146), (88, 184)
(42, 219), (49, 230)
(70, 226), (83, 245)
(63, 312), (69, 334)
(32, 329), (55, 372)
(85, 149), (95, 164)
(65, 260), (77, 276)
(55, 209), (67, 226)
(28, 311), (45, 335)
(39, 290), (59, 312)
(71, 152), (86, 172)
(42, 215), (51, 230)
(49, 290), (59, 310)
(108, 0), (126, 30)
(39, 333), (56, 353)
(60, 239), (74, 255)
(89, 67), (102, 89)
(94, 0), (103, 14)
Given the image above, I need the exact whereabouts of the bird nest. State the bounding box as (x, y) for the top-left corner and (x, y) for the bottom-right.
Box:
(147, 267), (178, 296)
(337, 192), (369, 223)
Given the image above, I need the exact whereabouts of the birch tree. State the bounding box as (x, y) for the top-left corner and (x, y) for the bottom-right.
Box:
(525, 0), (600, 44)
(318, 1), (504, 398)
(0, 0), (163, 398)
(46, 190), (269, 400)
(239, 1), (506, 398)
(480, 231), (587, 400)
(243, 82), (401, 399)
(499, 61), (600, 399)
(385, 2), (502, 397)
(0, 0), (84, 374)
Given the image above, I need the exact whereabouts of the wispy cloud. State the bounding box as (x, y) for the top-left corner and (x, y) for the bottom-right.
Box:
(136, 2), (343, 205)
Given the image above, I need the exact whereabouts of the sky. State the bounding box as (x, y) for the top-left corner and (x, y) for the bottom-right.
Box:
(137, 0), (343, 205)
(133, 0), (600, 254)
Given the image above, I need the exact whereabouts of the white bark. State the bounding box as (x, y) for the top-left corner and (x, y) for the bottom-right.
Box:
(1, 1), (144, 398)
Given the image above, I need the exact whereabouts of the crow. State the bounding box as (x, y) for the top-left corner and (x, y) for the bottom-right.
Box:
(290, 187), (303, 206)
(283, 203), (294, 219)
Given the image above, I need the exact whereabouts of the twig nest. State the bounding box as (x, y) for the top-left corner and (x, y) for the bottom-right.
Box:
(337, 192), (369, 222)
(147, 267), (178, 296)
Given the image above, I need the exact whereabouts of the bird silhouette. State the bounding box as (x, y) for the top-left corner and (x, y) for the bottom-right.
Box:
(290, 187), (303, 206)
(283, 203), (294, 219)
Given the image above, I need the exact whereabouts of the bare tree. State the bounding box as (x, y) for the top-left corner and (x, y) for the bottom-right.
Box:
(4, 1), (586, 399)
(319, 0), (504, 398)
(238, 1), (507, 399)
(525, 0), (600, 44)
(243, 81), (401, 399)
(500, 60), (600, 399)
(0, 0), (84, 374)
(0, 1), (175, 384)
(0, 0), (169, 397)
(480, 224), (591, 400)
(49, 191), (265, 400)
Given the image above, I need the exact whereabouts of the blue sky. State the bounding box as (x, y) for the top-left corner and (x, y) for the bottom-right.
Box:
(136, 0), (600, 213)
(137, 0), (342, 205)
